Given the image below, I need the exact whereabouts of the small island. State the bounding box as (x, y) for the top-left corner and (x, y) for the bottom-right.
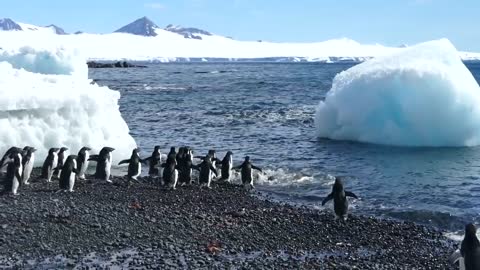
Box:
(87, 61), (147, 68)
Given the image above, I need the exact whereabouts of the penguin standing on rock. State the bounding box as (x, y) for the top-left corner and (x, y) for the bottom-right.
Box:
(451, 223), (480, 270)
(196, 155), (218, 189)
(179, 147), (195, 185)
(4, 151), (22, 195)
(234, 156), (262, 190)
(161, 158), (178, 190)
(55, 147), (68, 178)
(42, 148), (60, 182)
(322, 177), (358, 220)
(143, 146), (161, 176)
(89, 147), (115, 183)
(21, 147), (36, 185)
(59, 155), (79, 192)
(218, 151), (233, 182)
(167, 147), (176, 162)
(76, 147), (91, 180)
(119, 148), (143, 183)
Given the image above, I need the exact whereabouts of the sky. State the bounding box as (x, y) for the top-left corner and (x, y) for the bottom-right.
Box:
(3, 0), (480, 51)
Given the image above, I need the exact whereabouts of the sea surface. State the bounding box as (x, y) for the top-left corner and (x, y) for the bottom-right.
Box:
(90, 62), (480, 233)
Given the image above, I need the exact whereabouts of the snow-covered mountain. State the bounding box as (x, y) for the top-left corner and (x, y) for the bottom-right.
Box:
(45, 24), (67, 35)
(0, 17), (479, 62)
(114, 16), (159, 37)
(0, 18), (22, 31)
(164, 24), (212, 40)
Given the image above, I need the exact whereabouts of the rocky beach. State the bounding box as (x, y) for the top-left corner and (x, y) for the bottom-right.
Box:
(0, 170), (456, 269)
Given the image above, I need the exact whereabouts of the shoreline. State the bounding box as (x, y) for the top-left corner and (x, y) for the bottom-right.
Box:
(0, 170), (456, 269)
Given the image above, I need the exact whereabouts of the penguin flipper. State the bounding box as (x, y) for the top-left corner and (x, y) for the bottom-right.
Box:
(322, 193), (333, 206)
(345, 191), (358, 199)
(449, 249), (462, 264)
(88, 155), (99, 162)
(210, 165), (218, 177)
(252, 165), (262, 172)
(118, 159), (130, 165)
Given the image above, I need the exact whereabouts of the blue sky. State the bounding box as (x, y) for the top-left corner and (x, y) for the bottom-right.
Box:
(3, 0), (480, 51)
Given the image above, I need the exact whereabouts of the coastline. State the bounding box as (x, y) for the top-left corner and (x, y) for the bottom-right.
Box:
(0, 170), (456, 269)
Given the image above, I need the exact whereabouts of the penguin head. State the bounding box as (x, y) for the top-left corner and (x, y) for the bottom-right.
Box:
(333, 177), (344, 192)
(49, 148), (60, 154)
(154, 145), (161, 151)
(466, 223), (477, 238)
(170, 147), (176, 153)
(208, 149), (216, 158)
(23, 146), (31, 151)
(60, 147), (69, 152)
(245, 156), (250, 162)
(132, 148), (140, 156)
(104, 147), (115, 152)
(81, 146), (92, 151)
(226, 151), (233, 157)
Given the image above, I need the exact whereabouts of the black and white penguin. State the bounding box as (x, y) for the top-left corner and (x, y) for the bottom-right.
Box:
(119, 148), (142, 183)
(4, 151), (22, 195)
(76, 146), (91, 180)
(55, 147), (69, 178)
(21, 147), (36, 185)
(451, 223), (480, 270)
(41, 148), (60, 182)
(179, 147), (195, 185)
(143, 146), (161, 176)
(0, 146), (22, 172)
(161, 158), (178, 190)
(59, 155), (78, 192)
(234, 156), (262, 190)
(322, 177), (358, 220)
(218, 151), (233, 182)
(88, 147), (115, 183)
(196, 155), (218, 188)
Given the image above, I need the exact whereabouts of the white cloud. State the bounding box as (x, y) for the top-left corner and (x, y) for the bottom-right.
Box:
(144, 3), (165, 10)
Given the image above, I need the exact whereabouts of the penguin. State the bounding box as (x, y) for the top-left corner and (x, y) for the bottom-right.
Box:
(143, 146), (161, 176)
(4, 151), (22, 195)
(450, 223), (480, 270)
(161, 158), (178, 190)
(41, 148), (60, 182)
(179, 147), (195, 185)
(119, 148), (142, 183)
(0, 146), (22, 171)
(59, 155), (78, 192)
(322, 177), (358, 220)
(76, 146), (91, 180)
(234, 156), (262, 190)
(217, 151), (233, 182)
(195, 150), (220, 182)
(88, 147), (115, 183)
(196, 155), (218, 188)
(21, 147), (36, 185)
(55, 147), (68, 178)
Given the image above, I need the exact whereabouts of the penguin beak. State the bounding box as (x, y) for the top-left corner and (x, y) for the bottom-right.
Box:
(32, 148), (37, 152)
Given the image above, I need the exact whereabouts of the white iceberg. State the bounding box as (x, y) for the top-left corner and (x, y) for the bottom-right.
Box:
(0, 46), (136, 164)
(315, 39), (480, 147)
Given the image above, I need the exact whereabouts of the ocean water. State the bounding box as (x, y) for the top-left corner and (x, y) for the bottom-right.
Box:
(90, 62), (480, 232)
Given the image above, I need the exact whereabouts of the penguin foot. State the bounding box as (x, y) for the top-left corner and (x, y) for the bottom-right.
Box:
(106, 179), (113, 183)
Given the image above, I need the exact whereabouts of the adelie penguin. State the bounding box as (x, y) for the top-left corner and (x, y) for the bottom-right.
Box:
(76, 146), (91, 180)
(54, 147), (69, 178)
(179, 147), (195, 185)
(89, 147), (115, 183)
(234, 156), (262, 190)
(161, 157), (178, 190)
(196, 155), (218, 189)
(218, 151), (233, 182)
(322, 177), (358, 220)
(4, 151), (23, 195)
(119, 148), (143, 183)
(41, 148), (60, 182)
(59, 155), (79, 192)
(21, 146), (37, 185)
(451, 223), (480, 270)
(143, 146), (161, 177)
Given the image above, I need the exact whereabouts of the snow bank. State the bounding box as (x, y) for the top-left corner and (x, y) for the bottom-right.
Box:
(0, 46), (136, 164)
(315, 39), (480, 147)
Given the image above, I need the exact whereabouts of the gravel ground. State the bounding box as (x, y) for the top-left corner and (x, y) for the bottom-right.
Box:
(0, 170), (456, 269)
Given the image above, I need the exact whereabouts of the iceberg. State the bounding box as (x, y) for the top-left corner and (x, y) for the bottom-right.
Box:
(315, 39), (480, 147)
(0, 46), (136, 164)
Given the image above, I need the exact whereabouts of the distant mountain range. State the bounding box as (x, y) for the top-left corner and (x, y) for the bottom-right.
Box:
(0, 16), (214, 40)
